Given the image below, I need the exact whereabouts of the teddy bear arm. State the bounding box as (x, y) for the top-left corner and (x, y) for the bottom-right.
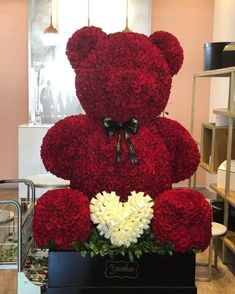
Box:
(41, 115), (87, 180)
(155, 117), (200, 183)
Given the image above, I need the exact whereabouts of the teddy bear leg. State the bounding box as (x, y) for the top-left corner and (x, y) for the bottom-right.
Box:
(33, 188), (92, 250)
(152, 188), (212, 253)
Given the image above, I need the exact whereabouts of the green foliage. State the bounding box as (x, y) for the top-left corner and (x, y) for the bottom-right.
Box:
(41, 241), (57, 251)
(73, 228), (174, 261)
(0, 244), (17, 263)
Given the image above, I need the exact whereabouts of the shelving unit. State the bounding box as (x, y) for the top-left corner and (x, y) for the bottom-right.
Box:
(200, 123), (235, 173)
(224, 230), (235, 254)
(213, 108), (235, 118)
(209, 183), (235, 207)
(191, 66), (235, 261)
(209, 182), (235, 257)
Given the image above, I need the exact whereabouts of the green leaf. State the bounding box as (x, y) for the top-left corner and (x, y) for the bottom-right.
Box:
(66, 227), (176, 262)
(80, 251), (87, 257)
(128, 250), (134, 262)
(134, 249), (142, 258)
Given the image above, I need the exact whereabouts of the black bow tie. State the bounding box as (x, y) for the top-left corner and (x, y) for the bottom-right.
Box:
(102, 117), (140, 164)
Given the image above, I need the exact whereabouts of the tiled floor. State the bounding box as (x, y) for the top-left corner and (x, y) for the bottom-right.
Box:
(196, 249), (235, 294)
(0, 187), (235, 293)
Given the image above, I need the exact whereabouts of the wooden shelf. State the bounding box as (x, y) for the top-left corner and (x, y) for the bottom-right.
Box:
(200, 123), (235, 173)
(224, 230), (235, 254)
(210, 183), (235, 207)
(213, 108), (235, 118)
(200, 162), (216, 173)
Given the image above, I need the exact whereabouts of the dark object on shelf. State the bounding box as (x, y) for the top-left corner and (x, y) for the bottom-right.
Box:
(203, 42), (230, 70)
(222, 43), (235, 68)
(211, 199), (224, 223)
(211, 199), (235, 230)
(46, 251), (197, 294)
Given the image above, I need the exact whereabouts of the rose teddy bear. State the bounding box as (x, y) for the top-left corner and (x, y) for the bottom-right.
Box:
(33, 26), (212, 253)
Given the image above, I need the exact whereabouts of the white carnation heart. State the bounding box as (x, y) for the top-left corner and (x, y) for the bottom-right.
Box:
(90, 191), (154, 247)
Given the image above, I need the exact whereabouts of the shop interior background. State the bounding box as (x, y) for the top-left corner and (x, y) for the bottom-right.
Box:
(29, 0), (151, 124)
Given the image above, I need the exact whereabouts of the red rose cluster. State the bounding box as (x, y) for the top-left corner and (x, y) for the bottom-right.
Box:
(152, 189), (212, 252)
(66, 26), (106, 71)
(33, 189), (92, 250)
(149, 31), (183, 76)
(40, 26), (200, 201)
(38, 26), (212, 254)
(66, 27), (183, 124)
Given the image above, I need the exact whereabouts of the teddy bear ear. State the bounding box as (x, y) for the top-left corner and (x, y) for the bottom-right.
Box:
(149, 31), (184, 76)
(66, 26), (106, 70)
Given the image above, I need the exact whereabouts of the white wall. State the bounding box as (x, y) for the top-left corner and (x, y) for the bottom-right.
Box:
(213, 0), (235, 41)
(209, 0), (235, 122)
(207, 0), (235, 186)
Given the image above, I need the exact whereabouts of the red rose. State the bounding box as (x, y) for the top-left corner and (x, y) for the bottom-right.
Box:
(152, 189), (212, 252)
(33, 189), (92, 250)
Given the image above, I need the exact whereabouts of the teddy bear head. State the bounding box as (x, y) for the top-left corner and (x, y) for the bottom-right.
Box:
(66, 26), (183, 124)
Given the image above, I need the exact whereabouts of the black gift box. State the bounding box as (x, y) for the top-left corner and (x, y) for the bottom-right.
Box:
(46, 251), (197, 294)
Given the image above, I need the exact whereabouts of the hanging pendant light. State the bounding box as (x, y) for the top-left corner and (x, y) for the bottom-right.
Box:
(123, 0), (131, 32)
(42, 0), (59, 46)
(43, 15), (58, 34)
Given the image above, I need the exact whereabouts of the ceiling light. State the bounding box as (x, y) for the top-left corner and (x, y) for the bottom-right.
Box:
(42, 0), (59, 46)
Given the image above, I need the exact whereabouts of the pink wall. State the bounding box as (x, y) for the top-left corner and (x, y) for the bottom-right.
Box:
(152, 0), (214, 184)
(0, 0), (28, 179)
